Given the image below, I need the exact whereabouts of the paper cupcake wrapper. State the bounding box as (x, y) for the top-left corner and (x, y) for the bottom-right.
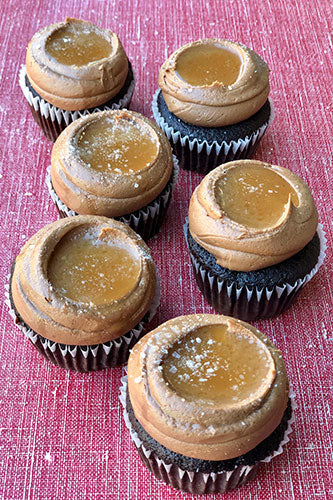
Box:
(120, 376), (296, 494)
(184, 220), (326, 321)
(46, 155), (179, 241)
(19, 65), (136, 142)
(152, 89), (275, 174)
(5, 273), (160, 372)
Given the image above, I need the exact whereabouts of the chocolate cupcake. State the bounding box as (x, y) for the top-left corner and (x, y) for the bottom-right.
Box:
(7, 216), (159, 371)
(47, 110), (177, 240)
(121, 314), (294, 494)
(152, 39), (273, 174)
(20, 18), (136, 141)
(186, 159), (325, 320)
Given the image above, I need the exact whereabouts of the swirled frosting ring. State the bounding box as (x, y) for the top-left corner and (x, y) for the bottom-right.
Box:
(128, 314), (289, 461)
(158, 39), (270, 127)
(50, 110), (174, 217)
(189, 160), (318, 271)
(11, 216), (157, 345)
(26, 18), (129, 111)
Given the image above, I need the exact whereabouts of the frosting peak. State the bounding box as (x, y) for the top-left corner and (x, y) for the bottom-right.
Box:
(26, 18), (129, 110)
(128, 314), (289, 461)
(189, 160), (318, 271)
(158, 39), (270, 127)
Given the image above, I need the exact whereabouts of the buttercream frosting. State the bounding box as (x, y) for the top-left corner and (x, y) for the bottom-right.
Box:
(26, 18), (129, 111)
(158, 39), (269, 127)
(189, 160), (318, 271)
(128, 314), (289, 461)
(11, 216), (157, 345)
(50, 110), (174, 217)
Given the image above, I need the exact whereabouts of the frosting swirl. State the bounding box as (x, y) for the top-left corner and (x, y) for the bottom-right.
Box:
(11, 216), (157, 345)
(26, 18), (129, 111)
(158, 39), (269, 127)
(128, 314), (289, 461)
(189, 160), (318, 271)
(50, 110), (173, 217)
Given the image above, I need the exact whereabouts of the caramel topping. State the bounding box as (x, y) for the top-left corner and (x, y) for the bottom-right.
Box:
(45, 25), (112, 66)
(48, 227), (140, 305)
(215, 165), (299, 229)
(163, 323), (273, 405)
(176, 44), (241, 87)
(75, 116), (158, 174)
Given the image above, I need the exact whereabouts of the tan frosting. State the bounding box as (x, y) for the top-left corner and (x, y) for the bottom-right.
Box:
(50, 110), (173, 217)
(189, 160), (318, 271)
(128, 314), (289, 461)
(11, 216), (157, 345)
(26, 18), (129, 111)
(158, 39), (269, 127)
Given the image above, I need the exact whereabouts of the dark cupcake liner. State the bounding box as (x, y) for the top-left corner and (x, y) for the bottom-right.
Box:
(120, 377), (296, 495)
(46, 156), (179, 241)
(184, 221), (326, 321)
(5, 274), (160, 372)
(19, 64), (136, 142)
(152, 89), (274, 175)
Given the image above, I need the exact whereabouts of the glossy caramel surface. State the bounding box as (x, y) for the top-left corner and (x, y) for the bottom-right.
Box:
(163, 323), (273, 405)
(215, 165), (300, 229)
(45, 25), (112, 66)
(176, 44), (241, 87)
(75, 116), (158, 174)
(48, 227), (140, 305)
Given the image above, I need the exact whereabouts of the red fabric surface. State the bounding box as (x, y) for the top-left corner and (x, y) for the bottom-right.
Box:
(0, 0), (332, 499)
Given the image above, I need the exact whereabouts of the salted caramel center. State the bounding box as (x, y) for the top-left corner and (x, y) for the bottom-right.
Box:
(48, 227), (140, 305)
(75, 116), (158, 174)
(45, 25), (112, 66)
(176, 44), (242, 87)
(163, 324), (274, 405)
(215, 165), (300, 229)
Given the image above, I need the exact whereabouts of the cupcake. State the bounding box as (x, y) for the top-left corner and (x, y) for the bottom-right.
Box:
(186, 159), (325, 320)
(121, 314), (294, 494)
(152, 39), (273, 174)
(8, 216), (159, 371)
(20, 18), (136, 142)
(47, 110), (177, 240)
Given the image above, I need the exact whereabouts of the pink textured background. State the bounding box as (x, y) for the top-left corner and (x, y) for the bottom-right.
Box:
(0, 0), (332, 499)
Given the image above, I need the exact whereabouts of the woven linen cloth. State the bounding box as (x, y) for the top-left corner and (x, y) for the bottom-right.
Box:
(0, 0), (332, 499)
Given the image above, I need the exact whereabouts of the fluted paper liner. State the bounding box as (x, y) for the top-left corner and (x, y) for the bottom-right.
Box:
(120, 376), (296, 495)
(184, 220), (326, 320)
(19, 65), (136, 141)
(5, 273), (160, 372)
(46, 156), (179, 241)
(152, 89), (274, 174)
